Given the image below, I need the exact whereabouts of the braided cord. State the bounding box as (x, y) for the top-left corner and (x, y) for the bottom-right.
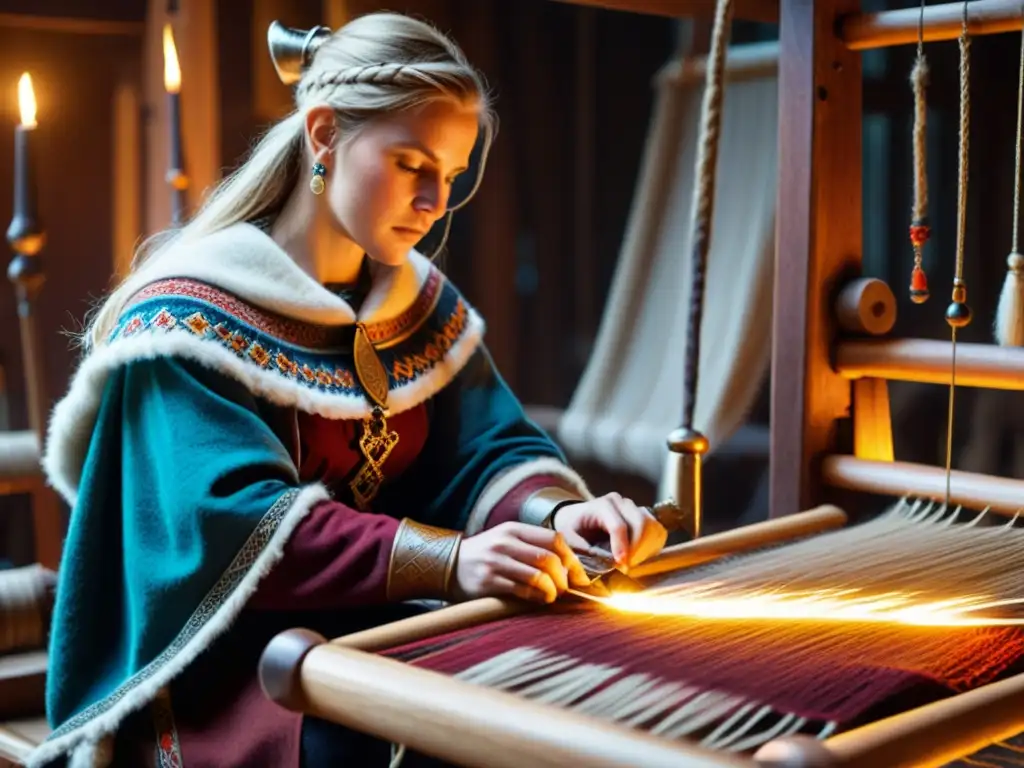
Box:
(911, 0), (928, 226)
(943, 1), (972, 506)
(681, 0), (735, 430)
(1013, 14), (1024, 255)
(954, 21), (970, 285)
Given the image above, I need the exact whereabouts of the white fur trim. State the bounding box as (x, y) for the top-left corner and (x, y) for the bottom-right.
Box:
(113, 223), (432, 327)
(26, 483), (331, 768)
(42, 308), (484, 507)
(67, 736), (112, 768)
(464, 457), (593, 535)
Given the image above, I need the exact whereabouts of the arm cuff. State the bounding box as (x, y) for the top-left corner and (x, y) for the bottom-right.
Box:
(520, 487), (585, 528)
(386, 518), (462, 602)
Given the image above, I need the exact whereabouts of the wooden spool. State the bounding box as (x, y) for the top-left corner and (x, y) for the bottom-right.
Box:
(834, 277), (897, 337)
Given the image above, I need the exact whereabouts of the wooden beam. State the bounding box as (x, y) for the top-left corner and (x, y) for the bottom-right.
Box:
(840, 0), (1024, 52)
(821, 455), (1024, 516)
(261, 639), (751, 768)
(836, 339), (1024, 390)
(769, 0), (862, 518)
(111, 81), (142, 280)
(0, 13), (143, 36)
(544, 0), (779, 24)
(852, 378), (894, 462)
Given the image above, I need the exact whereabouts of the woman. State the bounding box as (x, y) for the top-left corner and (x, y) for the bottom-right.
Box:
(32, 12), (667, 768)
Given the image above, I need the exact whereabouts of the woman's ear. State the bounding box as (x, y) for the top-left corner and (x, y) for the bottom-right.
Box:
(305, 105), (337, 164)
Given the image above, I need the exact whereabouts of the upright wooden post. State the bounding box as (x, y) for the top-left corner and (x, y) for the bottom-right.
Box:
(769, 0), (862, 517)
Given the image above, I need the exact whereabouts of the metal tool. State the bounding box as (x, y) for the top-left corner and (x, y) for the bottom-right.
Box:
(566, 548), (646, 601)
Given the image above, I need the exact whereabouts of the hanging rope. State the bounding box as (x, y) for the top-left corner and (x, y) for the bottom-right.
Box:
(681, 0), (735, 430)
(943, 0), (974, 505)
(909, 0), (931, 303)
(994, 4), (1024, 347)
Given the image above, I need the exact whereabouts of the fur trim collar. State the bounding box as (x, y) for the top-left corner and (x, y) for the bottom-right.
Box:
(108, 222), (432, 327)
(43, 223), (485, 506)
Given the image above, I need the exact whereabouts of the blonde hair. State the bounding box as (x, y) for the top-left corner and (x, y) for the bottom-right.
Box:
(84, 12), (495, 349)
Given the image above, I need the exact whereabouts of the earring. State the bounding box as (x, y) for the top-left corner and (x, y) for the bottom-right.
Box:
(310, 162), (326, 195)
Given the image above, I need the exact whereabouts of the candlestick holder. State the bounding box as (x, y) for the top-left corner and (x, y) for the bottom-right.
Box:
(6, 120), (47, 442)
(167, 168), (188, 226)
(166, 89), (188, 226)
(6, 132), (62, 569)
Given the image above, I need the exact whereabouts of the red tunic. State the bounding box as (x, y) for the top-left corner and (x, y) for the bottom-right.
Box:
(118, 407), (573, 767)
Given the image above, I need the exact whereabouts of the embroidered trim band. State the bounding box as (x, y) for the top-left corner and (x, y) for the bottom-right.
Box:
(108, 275), (471, 403)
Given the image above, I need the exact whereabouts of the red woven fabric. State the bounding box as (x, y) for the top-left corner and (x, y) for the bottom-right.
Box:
(383, 604), (1024, 727)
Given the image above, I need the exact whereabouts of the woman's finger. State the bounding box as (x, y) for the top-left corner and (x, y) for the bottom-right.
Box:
(488, 575), (550, 604)
(494, 556), (560, 603)
(500, 522), (588, 587)
(597, 503), (632, 567)
(615, 501), (667, 566)
(497, 539), (569, 593)
(550, 533), (591, 587)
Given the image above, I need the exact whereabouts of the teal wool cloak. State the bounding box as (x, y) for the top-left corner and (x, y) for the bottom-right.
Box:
(31, 224), (590, 767)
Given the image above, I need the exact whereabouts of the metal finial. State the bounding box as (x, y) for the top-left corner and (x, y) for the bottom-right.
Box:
(267, 21), (331, 85)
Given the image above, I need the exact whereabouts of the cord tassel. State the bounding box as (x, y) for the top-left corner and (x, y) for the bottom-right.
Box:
(995, 20), (1024, 347)
(995, 252), (1024, 346)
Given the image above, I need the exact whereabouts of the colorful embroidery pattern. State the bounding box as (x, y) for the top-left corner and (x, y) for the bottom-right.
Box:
(108, 272), (471, 400)
(126, 271), (443, 349)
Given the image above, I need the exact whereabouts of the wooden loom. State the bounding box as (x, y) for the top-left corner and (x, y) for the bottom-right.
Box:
(256, 1), (1024, 767)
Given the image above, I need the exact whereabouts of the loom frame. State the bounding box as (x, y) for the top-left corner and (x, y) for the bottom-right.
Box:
(261, 503), (1024, 766)
(257, 0), (1024, 765)
(261, 507), (847, 768)
(768, 0), (1024, 517)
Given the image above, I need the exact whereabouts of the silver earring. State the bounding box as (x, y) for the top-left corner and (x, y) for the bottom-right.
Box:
(310, 162), (326, 195)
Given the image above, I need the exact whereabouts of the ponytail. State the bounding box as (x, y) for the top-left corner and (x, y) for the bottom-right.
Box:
(83, 111), (305, 349)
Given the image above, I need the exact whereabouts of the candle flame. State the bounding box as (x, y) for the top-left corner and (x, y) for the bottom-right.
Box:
(17, 73), (36, 128)
(599, 583), (1024, 627)
(162, 24), (181, 94)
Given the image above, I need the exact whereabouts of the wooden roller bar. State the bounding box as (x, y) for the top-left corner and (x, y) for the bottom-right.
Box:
(835, 338), (1024, 391)
(755, 670), (1024, 768)
(821, 455), (1024, 515)
(332, 597), (531, 653)
(629, 503), (848, 578)
(261, 632), (752, 768)
(840, 0), (1024, 51)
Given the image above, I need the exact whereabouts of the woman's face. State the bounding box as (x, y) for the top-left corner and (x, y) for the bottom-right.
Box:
(323, 98), (480, 266)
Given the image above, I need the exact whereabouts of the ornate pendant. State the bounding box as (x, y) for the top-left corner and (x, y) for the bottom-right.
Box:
(349, 323), (399, 510)
(350, 406), (400, 510)
(353, 323), (389, 409)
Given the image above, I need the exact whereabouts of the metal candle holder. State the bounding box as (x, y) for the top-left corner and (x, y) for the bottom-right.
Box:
(7, 78), (63, 571)
(6, 108), (48, 444)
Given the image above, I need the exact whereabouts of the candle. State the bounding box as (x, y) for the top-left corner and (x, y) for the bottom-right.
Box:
(163, 23), (187, 224)
(6, 72), (44, 255)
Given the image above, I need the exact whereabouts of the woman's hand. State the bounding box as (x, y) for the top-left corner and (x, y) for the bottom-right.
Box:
(552, 492), (667, 570)
(453, 522), (591, 604)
